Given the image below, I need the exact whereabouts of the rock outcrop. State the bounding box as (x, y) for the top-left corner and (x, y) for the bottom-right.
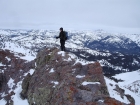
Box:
(0, 49), (35, 104)
(21, 47), (133, 105)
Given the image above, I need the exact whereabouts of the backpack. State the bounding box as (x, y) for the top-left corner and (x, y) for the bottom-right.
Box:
(64, 31), (68, 40)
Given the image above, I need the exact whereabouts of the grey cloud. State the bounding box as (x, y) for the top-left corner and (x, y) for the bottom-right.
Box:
(0, 0), (140, 33)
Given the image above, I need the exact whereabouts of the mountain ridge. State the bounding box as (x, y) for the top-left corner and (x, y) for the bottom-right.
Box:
(0, 29), (140, 104)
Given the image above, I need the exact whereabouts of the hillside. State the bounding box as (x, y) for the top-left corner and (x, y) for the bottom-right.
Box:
(0, 29), (140, 104)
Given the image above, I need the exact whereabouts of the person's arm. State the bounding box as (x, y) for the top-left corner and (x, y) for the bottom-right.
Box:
(56, 33), (61, 39)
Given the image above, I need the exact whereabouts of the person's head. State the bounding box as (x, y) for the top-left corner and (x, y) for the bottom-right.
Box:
(60, 27), (63, 31)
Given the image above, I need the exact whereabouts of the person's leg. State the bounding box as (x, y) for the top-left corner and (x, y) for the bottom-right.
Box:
(60, 40), (65, 51)
(60, 40), (63, 51)
(63, 41), (65, 51)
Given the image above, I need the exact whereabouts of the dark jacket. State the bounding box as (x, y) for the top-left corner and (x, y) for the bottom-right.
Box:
(57, 31), (66, 40)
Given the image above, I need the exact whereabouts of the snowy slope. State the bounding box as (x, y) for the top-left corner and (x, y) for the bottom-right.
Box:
(0, 29), (140, 105)
(0, 29), (140, 74)
(2, 41), (35, 61)
(105, 70), (140, 105)
(113, 70), (140, 97)
(120, 33), (140, 47)
(105, 75), (140, 105)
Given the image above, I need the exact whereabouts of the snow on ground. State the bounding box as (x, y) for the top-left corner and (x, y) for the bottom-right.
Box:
(105, 69), (140, 105)
(82, 81), (100, 85)
(58, 51), (65, 56)
(0, 99), (6, 105)
(2, 41), (35, 61)
(105, 77), (130, 104)
(0, 30), (10, 35)
(5, 56), (11, 61)
(74, 56), (92, 65)
(11, 81), (29, 105)
(0, 42), (35, 105)
(0, 69), (35, 105)
(0, 80), (29, 105)
(113, 70), (140, 86)
(24, 69), (35, 76)
(0, 63), (4, 66)
(51, 81), (59, 88)
(76, 75), (85, 78)
(7, 78), (15, 93)
(49, 68), (55, 73)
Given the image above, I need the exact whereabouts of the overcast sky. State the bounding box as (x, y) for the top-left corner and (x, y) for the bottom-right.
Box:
(0, 0), (140, 33)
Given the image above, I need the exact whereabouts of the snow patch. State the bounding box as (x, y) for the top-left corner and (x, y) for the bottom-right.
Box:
(58, 51), (65, 56)
(76, 75), (85, 78)
(5, 56), (11, 61)
(7, 78), (15, 91)
(51, 81), (59, 88)
(0, 63), (4, 66)
(11, 81), (29, 105)
(98, 100), (104, 102)
(82, 81), (100, 85)
(0, 99), (6, 105)
(49, 68), (55, 73)
(24, 69), (35, 76)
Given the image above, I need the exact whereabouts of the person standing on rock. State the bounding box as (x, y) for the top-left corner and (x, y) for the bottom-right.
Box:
(56, 27), (66, 51)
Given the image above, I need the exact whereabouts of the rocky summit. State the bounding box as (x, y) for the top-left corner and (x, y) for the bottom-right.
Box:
(20, 47), (133, 105)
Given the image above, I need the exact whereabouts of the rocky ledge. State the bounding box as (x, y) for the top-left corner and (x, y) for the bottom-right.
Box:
(21, 48), (134, 105)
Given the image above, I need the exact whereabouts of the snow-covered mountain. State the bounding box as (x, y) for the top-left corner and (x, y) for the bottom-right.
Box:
(0, 29), (140, 73)
(0, 29), (140, 105)
(0, 29), (140, 74)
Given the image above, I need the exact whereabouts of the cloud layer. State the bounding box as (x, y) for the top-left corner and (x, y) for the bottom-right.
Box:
(0, 0), (140, 33)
